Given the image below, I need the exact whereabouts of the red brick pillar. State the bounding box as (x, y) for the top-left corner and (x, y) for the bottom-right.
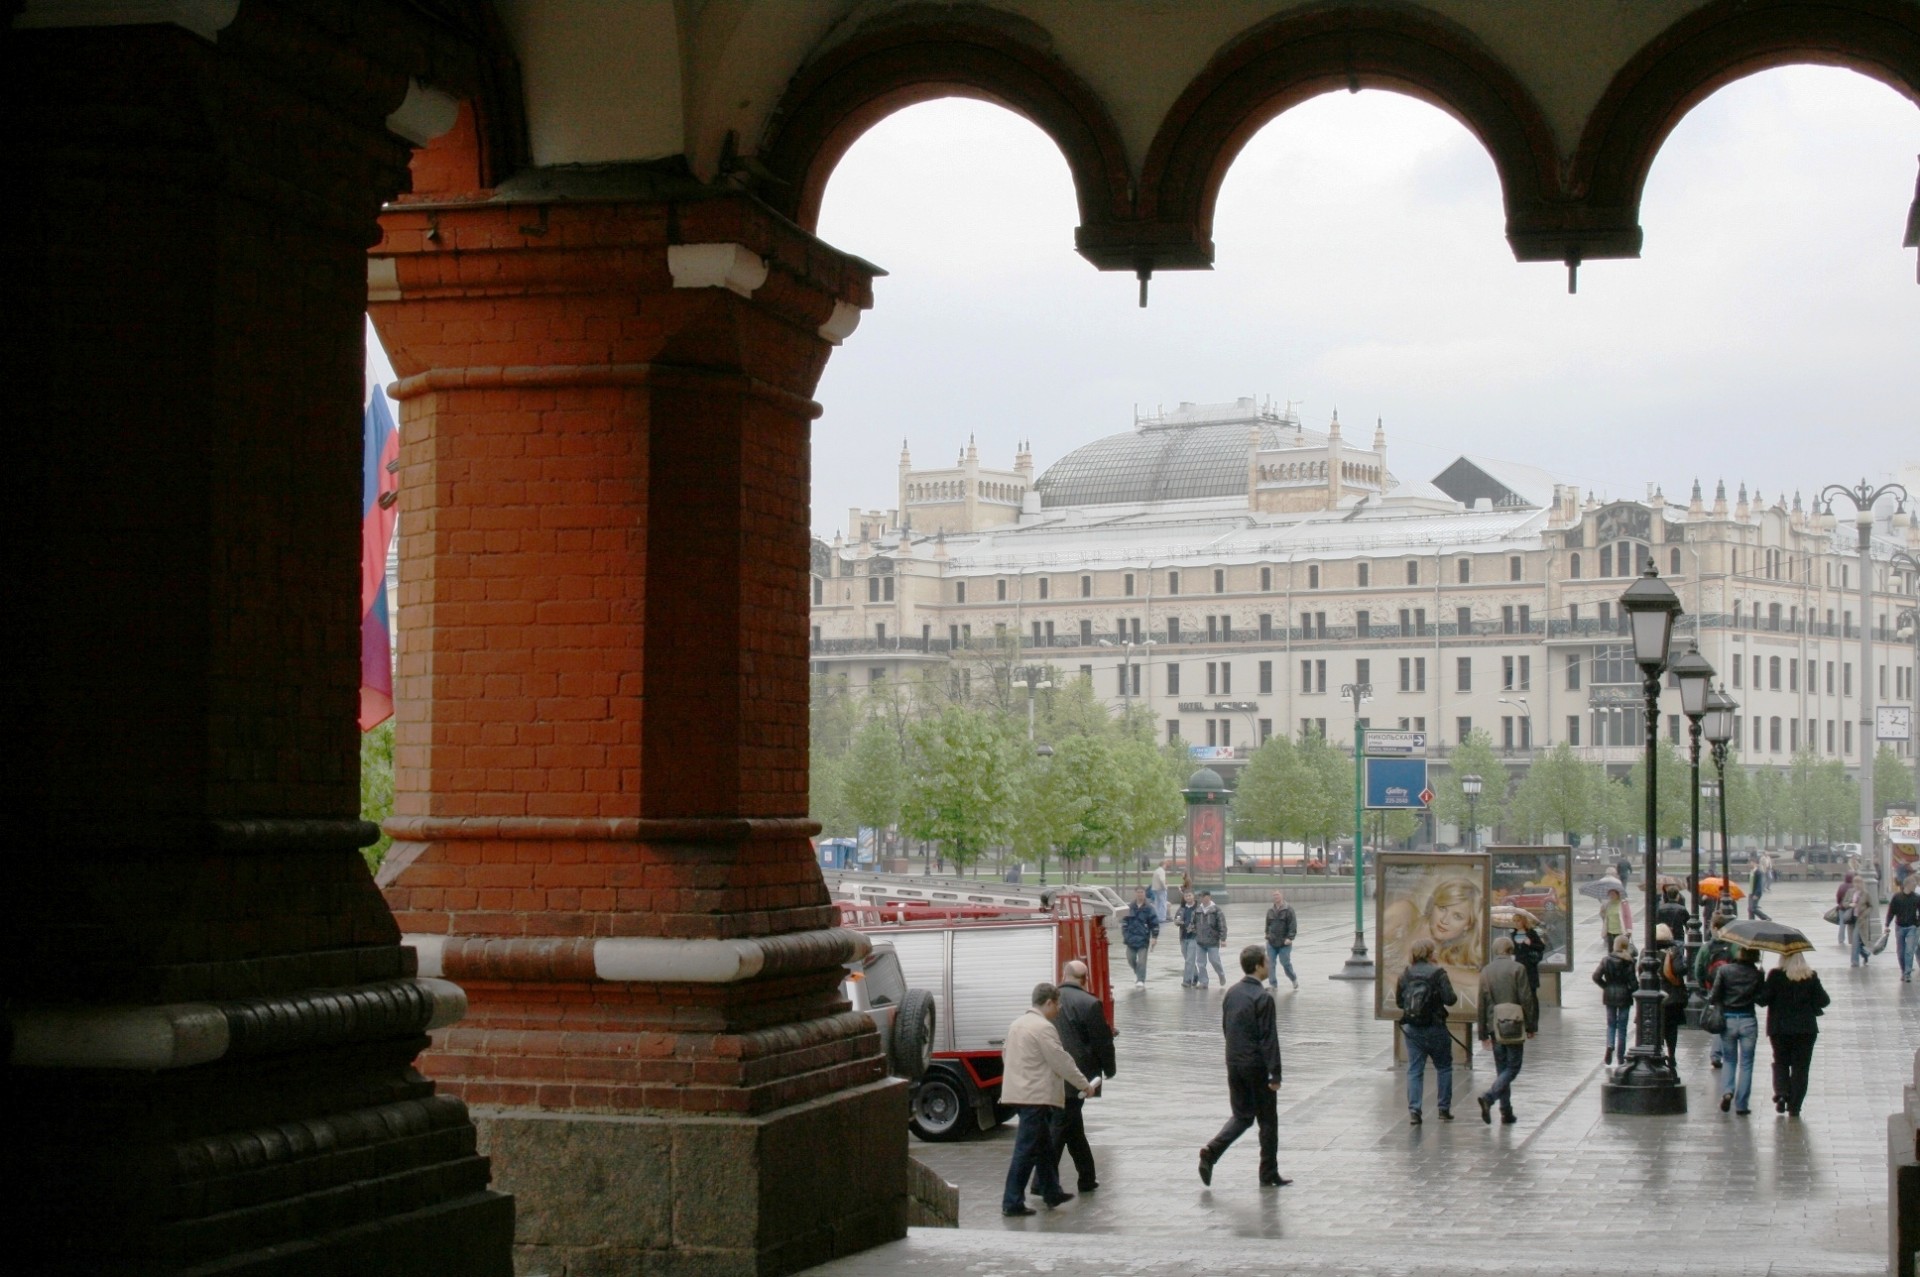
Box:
(370, 189), (902, 1276)
(2, 7), (510, 1275)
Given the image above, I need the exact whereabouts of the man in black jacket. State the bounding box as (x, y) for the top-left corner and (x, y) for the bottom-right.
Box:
(1197, 946), (1288, 1188)
(1264, 890), (1299, 990)
(1395, 939), (1460, 1124)
(1050, 960), (1117, 1192)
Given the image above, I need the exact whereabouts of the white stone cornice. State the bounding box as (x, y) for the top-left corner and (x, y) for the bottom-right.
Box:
(368, 256), (400, 303)
(667, 243), (769, 298)
(11, 1001), (230, 1069)
(818, 300), (863, 346)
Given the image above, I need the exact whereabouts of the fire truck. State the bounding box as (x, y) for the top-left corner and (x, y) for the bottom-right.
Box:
(837, 891), (1114, 1141)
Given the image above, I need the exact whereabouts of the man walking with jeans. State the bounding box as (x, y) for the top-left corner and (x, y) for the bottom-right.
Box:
(1395, 939), (1459, 1124)
(1197, 946), (1289, 1188)
(1264, 889), (1299, 990)
(1887, 876), (1920, 983)
(1192, 891), (1228, 988)
(1474, 936), (1539, 1125)
(1120, 888), (1159, 988)
(999, 983), (1099, 1216)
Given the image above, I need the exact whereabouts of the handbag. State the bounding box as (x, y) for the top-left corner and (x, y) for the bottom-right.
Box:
(1700, 1003), (1726, 1035)
(1492, 1001), (1528, 1045)
(1821, 905), (1843, 926)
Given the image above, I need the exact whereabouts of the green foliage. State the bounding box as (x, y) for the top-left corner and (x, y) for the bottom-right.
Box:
(809, 747), (854, 839)
(1234, 731), (1351, 849)
(1507, 742), (1597, 845)
(1750, 765), (1789, 846)
(901, 707), (1016, 870)
(359, 720), (395, 872)
(841, 719), (906, 834)
(1876, 743), (1917, 812)
(1032, 671), (1117, 743)
(1432, 731), (1507, 840)
(1623, 736), (1690, 841)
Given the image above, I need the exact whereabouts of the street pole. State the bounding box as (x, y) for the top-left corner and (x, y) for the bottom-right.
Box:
(1819, 481), (1907, 888)
(1331, 681), (1375, 979)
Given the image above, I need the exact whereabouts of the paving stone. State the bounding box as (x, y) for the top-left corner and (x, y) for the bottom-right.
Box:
(813, 881), (1917, 1275)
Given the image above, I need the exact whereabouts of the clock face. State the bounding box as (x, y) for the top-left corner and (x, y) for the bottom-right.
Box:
(1880, 705), (1914, 740)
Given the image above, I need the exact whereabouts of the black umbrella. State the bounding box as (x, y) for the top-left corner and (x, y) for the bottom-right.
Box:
(1712, 918), (1812, 956)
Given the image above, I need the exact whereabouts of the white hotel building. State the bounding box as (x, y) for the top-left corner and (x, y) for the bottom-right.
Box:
(812, 399), (1920, 785)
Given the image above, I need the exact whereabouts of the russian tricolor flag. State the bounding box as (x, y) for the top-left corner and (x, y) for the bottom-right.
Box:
(359, 390), (401, 731)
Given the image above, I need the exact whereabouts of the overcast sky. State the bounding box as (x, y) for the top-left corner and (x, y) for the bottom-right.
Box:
(805, 66), (1918, 538)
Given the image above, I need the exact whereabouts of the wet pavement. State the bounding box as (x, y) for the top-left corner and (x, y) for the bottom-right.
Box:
(815, 881), (1918, 1276)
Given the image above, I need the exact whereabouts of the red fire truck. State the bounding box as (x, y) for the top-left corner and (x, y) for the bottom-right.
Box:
(837, 892), (1114, 1141)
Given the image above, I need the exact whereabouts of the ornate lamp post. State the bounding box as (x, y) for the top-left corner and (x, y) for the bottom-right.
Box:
(1669, 643), (1715, 1016)
(1461, 774), (1483, 852)
(1817, 480), (1908, 888)
(1703, 685), (1738, 926)
(1331, 680), (1376, 980)
(1602, 561), (1687, 1114)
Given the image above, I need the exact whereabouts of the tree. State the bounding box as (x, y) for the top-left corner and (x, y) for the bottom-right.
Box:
(1232, 735), (1299, 843)
(1623, 736), (1689, 843)
(841, 718), (906, 846)
(901, 707), (1015, 871)
(809, 747), (854, 839)
(1432, 731), (1507, 844)
(1876, 743), (1917, 813)
(1750, 766), (1789, 848)
(1111, 736), (1186, 870)
(1032, 671), (1116, 744)
(359, 720), (395, 871)
(1296, 729), (1354, 850)
(1507, 742), (1596, 845)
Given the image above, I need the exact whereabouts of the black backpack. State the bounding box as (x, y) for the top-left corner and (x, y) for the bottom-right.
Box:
(1401, 968), (1436, 1025)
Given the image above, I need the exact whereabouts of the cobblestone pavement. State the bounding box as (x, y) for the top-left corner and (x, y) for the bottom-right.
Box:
(814, 881), (1918, 1276)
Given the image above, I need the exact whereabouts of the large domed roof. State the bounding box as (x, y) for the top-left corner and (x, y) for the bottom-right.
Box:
(1034, 399), (1310, 508)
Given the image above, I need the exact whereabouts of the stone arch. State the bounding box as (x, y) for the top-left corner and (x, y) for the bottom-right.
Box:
(1573, 0), (1920, 253)
(391, 1), (530, 196)
(759, 11), (1133, 236)
(1134, 4), (1561, 271)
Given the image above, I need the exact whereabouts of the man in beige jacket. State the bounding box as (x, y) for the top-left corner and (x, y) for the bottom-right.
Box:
(1000, 982), (1099, 1216)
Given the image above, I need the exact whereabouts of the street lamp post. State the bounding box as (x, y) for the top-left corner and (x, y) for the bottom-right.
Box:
(1702, 685), (1738, 938)
(1461, 773), (1483, 853)
(1817, 480), (1908, 888)
(1900, 604), (1920, 822)
(1669, 644), (1716, 1026)
(1602, 561), (1687, 1115)
(1330, 680), (1375, 980)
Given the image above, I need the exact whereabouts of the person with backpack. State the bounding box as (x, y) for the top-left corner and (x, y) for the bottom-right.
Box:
(1694, 912), (1738, 1069)
(1653, 924), (1688, 1068)
(1119, 887), (1160, 989)
(1707, 946), (1764, 1116)
(1592, 935), (1637, 1067)
(1395, 939), (1459, 1125)
(1474, 936), (1539, 1125)
(1175, 890), (1200, 987)
(1192, 891), (1228, 989)
(1755, 951), (1830, 1116)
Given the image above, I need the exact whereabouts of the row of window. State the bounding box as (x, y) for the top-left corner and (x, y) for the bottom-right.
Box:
(947, 555), (1548, 604)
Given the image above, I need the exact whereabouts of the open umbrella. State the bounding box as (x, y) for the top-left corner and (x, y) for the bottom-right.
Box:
(1713, 918), (1811, 955)
(1493, 905), (1540, 930)
(1698, 876), (1746, 900)
(1578, 875), (1624, 902)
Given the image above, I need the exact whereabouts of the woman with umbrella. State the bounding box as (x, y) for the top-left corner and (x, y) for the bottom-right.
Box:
(1580, 876), (1631, 954)
(1705, 942), (1763, 1115)
(1727, 920), (1831, 1117)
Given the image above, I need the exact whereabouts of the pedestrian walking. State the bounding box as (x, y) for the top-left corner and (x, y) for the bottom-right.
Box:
(1887, 875), (1920, 983)
(1167, 887), (1198, 983)
(1395, 939), (1459, 1124)
(1151, 861), (1170, 923)
(1051, 960), (1116, 1193)
(1600, 888), (1626, 953)
(999, 983), (1098, 1216)
(1475, 936), (1538, 1124)
(1264, 890), (1299, 991)
(1654, 923), (1687, 1068)
(1655, 884), (1690, 939)
(1694, 913), (1737, 1070)
(1755, 951), (1829, 1117)
(1707, 946), (1763, 1116)
(1616, 854), (1632, 886)
(1119, 888), (1160, 989)
(1839, 874), (1871, 967)
(1592, 935), (1636, 1067)
(1196, 945), (1289, 1188)
(1746, 860), (1771, 921)
(1835, 872), (1857, 948)
(1193, 891), (1228, 989)
(1511, 922), (1546, 997)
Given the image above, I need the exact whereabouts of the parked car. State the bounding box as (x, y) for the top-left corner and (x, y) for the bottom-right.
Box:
(841, 942), (936, 1085)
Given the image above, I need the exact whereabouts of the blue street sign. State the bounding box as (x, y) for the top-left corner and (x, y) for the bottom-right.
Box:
(1365, 757), (1431, 810)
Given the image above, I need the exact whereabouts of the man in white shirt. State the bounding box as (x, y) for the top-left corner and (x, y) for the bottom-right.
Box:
(999, 983), (1099, 1216)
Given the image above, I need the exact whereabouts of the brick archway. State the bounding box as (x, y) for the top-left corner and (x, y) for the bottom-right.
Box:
(1573, 0), (1920, 251)
(1126, 4), (1564, 272)
(758, 13), (1133, 246)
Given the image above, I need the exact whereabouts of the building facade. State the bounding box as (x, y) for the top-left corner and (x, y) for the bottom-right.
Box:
(813, 400), (1920, 785)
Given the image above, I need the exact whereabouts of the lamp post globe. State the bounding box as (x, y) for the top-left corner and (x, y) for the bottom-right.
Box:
(1602, 561), (1688, 1115)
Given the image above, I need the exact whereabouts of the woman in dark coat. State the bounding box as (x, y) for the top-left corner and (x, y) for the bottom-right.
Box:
(1755, 951), (1830, 1117)
(1591, 935), (1637, 1067)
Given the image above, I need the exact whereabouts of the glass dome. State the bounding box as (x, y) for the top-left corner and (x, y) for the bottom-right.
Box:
(1035, 414), (1306, 508)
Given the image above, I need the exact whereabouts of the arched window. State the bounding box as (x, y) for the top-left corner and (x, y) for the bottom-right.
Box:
(1569, 552), (1582, 580)
(1670, 548), (1681, 575)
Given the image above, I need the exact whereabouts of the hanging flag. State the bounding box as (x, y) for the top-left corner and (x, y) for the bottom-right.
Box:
(359, 390), (401, 731)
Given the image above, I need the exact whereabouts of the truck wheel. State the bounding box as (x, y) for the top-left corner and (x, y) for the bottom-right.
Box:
(909, 1073), (969, 1141)
(890, 989), (936, 1082)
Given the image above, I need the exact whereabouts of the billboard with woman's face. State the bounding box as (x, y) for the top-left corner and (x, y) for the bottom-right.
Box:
(1375, 852), (1490, 1023)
